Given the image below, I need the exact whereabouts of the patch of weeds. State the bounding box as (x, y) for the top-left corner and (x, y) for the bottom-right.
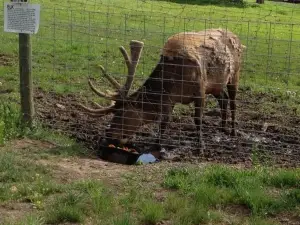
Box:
(163, 167), (195, 191)
(83, 180), (114, 215)
(44, 144), (89, 157)
(0, 148), (63, 205)
(52, 180), (115, 223)
(193, 183), (235, 207)
(30, 127), (89, 157)
(16, 178), (63, 206)
(173, 104), (193, 117)
(0, 120), (4, 145)
(204, 165), (239, 188)
(204, 165), (285, 216)
(17, 214), (45, 225)
(284, 189), (300, 209)
(164, 193), (188, 214)
(163, 175), (187, 190)
(163, 165), (300, 219)
(45, 191), (87, 224)
(30, 127), (73, 147)
(0, 101), (23, 143)
(0, 151), (49, 183)
(140, 200), (165, 225)
(119, 188), (140, 210)
(1, 179), (62, 207)
(174, 206), (222, 225)
(234, 185), (282, 216)
(112, 213), (136, 225)
(265, 169), (300, 188)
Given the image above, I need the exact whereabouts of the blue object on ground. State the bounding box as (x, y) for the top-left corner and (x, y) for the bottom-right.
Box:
(136, 153), (158, 164)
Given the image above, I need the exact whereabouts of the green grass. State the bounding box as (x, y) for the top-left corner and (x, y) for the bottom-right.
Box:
(163, 165), (300, 219)
(1, 0), (300, 224)
(1, 0), (300, 107)
(0, 100), (23, 144)
(2, 139), (298, 224)
(140, 200), (165, 225)
(1, 139), (300, 224)
(13, 214), (46, 225)
(0, 151), (62, 205)
(45, 192), (87, 224)
(0, 0), (299, 144)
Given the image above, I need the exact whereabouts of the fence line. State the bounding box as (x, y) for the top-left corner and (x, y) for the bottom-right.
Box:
(1, 0), (300, 166)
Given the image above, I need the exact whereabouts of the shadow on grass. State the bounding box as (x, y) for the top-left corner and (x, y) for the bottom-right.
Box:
(27, 125), (98, 159)
(43, 143), (95, 158)
(153, 0), (254, 8)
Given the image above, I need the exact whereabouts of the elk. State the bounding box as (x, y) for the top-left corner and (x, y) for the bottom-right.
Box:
(78, 28), (245, 154)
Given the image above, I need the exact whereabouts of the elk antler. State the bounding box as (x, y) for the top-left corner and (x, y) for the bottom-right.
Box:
(77, 40), (144, 116)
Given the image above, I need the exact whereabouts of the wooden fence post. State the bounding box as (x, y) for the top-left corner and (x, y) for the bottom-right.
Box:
(19, 31), (34, 128)
(13, 0), (35, 128)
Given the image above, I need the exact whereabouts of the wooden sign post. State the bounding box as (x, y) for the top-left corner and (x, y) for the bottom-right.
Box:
(19, 27), (34, 127)
(4, 0), (40, 128)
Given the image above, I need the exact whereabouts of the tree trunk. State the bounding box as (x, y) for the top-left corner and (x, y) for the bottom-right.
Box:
(256, 0), (264, 4)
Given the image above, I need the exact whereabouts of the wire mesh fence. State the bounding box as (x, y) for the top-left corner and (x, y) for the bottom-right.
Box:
(1, 0), (300, 166)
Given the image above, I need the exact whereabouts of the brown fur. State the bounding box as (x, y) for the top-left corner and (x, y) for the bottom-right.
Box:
(83, 28), (245, 153)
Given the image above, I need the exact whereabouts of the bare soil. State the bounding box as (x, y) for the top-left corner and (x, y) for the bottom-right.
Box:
(0, 202), (34, 224)
(34, 87), (300, 167)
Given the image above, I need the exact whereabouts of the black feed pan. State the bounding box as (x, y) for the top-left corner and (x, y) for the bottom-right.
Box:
(98, 143), (141, 165)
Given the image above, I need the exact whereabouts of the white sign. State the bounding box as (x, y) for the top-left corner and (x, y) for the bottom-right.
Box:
(4, 2), (40, 34)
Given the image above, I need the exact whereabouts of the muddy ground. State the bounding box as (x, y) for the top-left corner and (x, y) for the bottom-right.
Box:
(34, 87), (300, 167)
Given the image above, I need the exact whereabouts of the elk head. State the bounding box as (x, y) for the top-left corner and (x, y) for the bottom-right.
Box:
(78, 40), (145, 145)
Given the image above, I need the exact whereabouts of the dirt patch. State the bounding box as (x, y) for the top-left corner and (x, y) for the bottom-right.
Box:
(276, 213), (300, 225)
(34, 87), (300, 167)
(0, 53), (15, 66)
(10, 138), (56, 150)
(39, 157), (135, 185)
(224, 204), (251, 217)
(0, 202), (34, 224)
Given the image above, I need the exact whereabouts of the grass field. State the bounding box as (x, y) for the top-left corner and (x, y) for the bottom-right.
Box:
(1, 138), (300, 224)
(1, 0), (300, 96)
(1, 0), (300, 224)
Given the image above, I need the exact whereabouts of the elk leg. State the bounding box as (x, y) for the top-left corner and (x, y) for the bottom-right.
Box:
(194, 89), (206, 156)
(215, 91), (229, 134)
(151, 105), (173, 152)
(156, 114), (171, 148)
(227, 84), (237, 136)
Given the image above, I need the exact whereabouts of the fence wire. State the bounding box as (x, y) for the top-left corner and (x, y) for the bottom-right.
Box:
(1, 0), (300, 167)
